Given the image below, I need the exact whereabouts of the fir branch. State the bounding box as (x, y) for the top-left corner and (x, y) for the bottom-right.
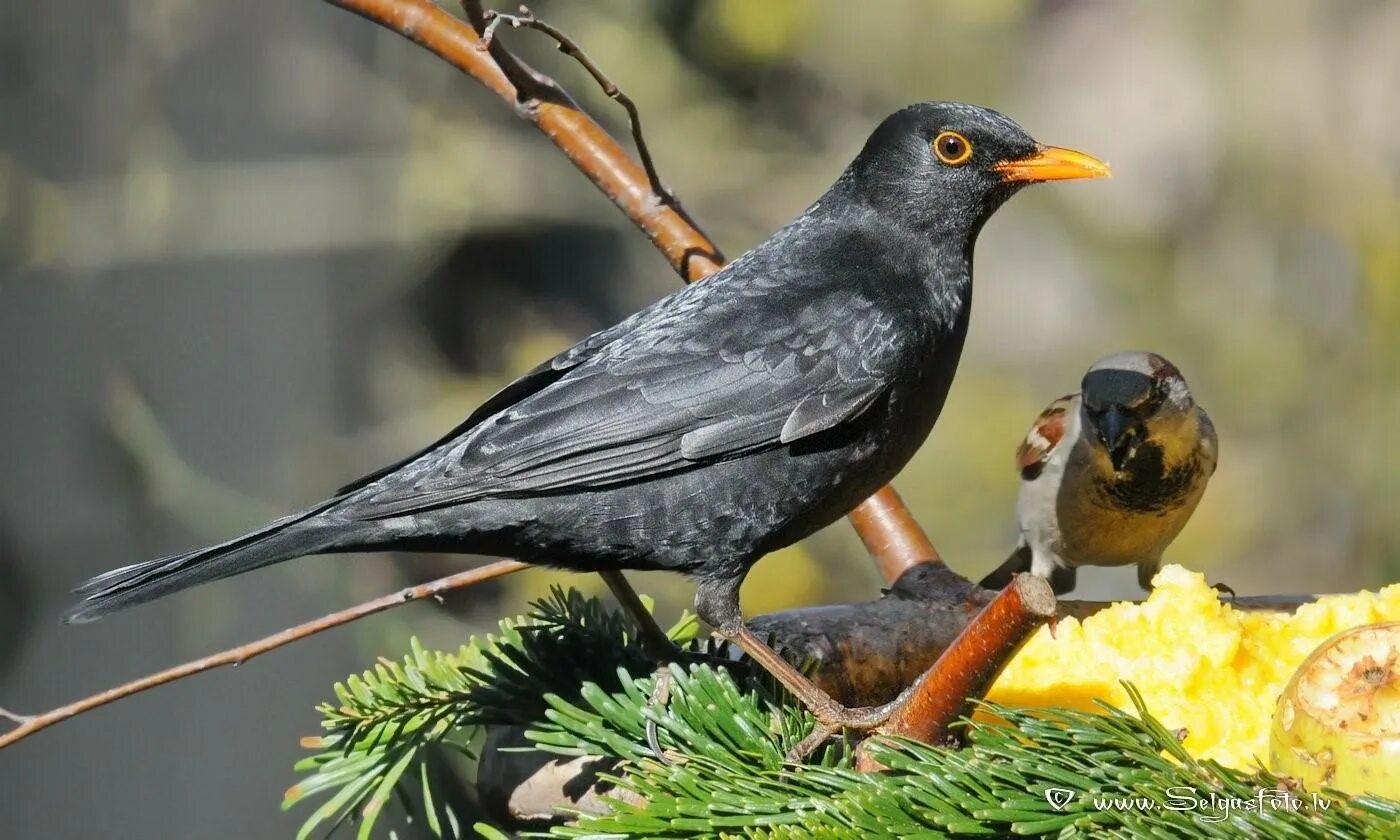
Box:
(286, 588), (702, 838)
(536, 676), (1399, 838)
(285, 636), (499, 839)
(295, 591), (1400, 838)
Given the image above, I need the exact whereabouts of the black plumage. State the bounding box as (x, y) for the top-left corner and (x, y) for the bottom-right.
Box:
(68, 101), (1106, 722)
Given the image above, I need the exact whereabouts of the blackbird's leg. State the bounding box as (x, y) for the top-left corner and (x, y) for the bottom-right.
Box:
(599, 569), (681, 762)
(694, 574), (895, 733)
(599, 569), (678, 661)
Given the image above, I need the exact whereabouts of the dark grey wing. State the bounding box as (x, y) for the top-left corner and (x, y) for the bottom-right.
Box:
(350, 284), (912, 518)
(547, 291), (676, 371)
(332, 359), (562, 496)
(332, 295), (680, 497)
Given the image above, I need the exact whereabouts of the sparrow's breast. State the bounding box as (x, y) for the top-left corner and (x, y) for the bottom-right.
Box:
(1056, 438), (1208, 568)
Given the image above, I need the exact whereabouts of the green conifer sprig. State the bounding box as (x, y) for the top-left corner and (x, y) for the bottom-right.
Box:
(535, 667), (1398, 838)
(286, 588), (700, 839)
(290, 590), (1400, 839)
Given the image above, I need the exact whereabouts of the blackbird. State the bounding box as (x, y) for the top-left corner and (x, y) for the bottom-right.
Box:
(980, 351), (1217, 595)
(68, 102), (1108, 728)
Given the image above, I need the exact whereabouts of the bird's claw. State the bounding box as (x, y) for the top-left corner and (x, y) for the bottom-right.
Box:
(813, 702), (895, 731)
(643, 665), (673, 764)
(786, 724), (838, 762)
(785, 700), (899, 762)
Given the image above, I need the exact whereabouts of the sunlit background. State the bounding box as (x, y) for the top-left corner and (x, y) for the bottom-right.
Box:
(2, 1), (1397, 837)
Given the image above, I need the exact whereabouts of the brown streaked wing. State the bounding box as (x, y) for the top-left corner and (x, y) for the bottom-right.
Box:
(1015, 394), (1076, 480)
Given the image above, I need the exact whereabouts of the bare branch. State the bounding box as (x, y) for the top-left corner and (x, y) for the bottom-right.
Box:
(460, 0), (566, 108)
(0, 560), (526, 750)
(0, 707), (35, 726)
(474, 4), (674, 206)
(1059, 592), (1316, 620)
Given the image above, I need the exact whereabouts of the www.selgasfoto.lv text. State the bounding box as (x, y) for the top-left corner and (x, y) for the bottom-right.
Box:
(1045, 786), (1331, 822)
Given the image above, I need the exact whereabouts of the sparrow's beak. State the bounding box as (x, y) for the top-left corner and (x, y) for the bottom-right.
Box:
(1096, 406), (1138, 472)
(994, 144), (1111, 184)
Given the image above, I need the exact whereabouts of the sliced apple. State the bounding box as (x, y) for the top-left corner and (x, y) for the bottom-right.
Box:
(1269, 621), (1400, 798)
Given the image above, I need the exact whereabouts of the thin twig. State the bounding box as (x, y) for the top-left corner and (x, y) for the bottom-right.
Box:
(0, 560), (526, 750)
(0, 706), (35, 725)
(476, 4), (674, 206)
(332, 0), (728, 277)
(476, 8), (507, 49)
(460, 0), (564, 109)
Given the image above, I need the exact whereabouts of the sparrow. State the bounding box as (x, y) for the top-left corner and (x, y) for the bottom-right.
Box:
(980, 351), (1217, 595)
(67, 102), (1108, 727)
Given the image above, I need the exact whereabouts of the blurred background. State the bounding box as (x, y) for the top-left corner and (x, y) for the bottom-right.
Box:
(1, 0), (1397, 836)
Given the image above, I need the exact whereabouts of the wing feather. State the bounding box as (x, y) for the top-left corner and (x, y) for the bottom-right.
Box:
(348, 284), (912, 519)
(1015, 394), (1076, 480)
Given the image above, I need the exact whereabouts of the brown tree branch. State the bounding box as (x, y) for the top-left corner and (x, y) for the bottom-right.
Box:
(0, 560), (526, 750)
(751, 562), (990, 707)
(1058, 592), (1317, 621)
(327, 0), (724, 279)
(854, 573), (1056, 771)
(324, 0), (941, 579)
(847, 486), (944, 581)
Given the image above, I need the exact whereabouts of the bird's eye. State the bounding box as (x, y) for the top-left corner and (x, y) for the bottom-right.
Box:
(932, 131), (973, 166)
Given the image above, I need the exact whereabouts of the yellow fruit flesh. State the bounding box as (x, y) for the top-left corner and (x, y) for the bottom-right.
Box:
(984, 565), (1400, 771)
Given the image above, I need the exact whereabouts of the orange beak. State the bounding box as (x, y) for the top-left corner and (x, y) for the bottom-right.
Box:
(993, 144), (1111, 184)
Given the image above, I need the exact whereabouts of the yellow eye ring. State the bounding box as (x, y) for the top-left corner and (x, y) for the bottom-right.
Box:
(933, 131), (973, 166)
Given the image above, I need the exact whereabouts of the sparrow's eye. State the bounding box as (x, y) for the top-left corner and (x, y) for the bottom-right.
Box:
(933, 131), (973, 166)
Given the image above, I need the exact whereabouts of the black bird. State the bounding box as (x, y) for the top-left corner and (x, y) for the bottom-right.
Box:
(68, 102), (1108, 728)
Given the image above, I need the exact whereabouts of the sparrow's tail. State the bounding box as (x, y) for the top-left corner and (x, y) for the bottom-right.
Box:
(978, 543), (1033, 592)
(978, 543), (1077, 594)
(64, 503), (351, 624)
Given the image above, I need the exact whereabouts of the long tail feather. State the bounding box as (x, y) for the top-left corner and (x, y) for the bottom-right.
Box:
(64, 506), (343, 623)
